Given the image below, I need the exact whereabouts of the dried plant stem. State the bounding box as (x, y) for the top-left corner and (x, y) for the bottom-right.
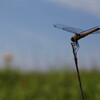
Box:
(71, 42), (84, 100)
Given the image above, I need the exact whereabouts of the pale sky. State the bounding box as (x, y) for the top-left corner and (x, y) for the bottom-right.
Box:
(0, 0), (100, 70)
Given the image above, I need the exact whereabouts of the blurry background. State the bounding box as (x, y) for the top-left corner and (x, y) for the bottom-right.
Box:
(0, 0), (100, 100)
(0, 0), (100, 71)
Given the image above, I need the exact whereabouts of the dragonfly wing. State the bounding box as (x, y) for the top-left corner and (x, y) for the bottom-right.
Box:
(54, 24), (83, 34)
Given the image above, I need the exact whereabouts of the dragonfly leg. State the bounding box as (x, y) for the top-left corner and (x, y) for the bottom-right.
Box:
(71, 41), (79, 55)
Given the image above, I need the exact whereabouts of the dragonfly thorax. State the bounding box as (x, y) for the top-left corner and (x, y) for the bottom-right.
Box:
(71, 34), (81, 42)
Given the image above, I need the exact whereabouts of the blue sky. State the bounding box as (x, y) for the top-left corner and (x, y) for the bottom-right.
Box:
(0, 0), (100, 70)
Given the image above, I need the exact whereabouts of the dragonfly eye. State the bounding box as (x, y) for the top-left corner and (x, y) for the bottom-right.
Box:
(71, 37), (75, 42)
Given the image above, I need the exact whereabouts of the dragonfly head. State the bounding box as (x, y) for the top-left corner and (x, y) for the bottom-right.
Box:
(71, 34), (80, 42)
(71, 36), (75, 42)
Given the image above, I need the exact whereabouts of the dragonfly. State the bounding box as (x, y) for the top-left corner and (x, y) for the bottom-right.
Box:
(54, 24), (100, 47)
(54, 24), (100, 100)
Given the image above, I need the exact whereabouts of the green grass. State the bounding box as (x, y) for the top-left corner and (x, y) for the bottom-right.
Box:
(0, 68), (100, 100)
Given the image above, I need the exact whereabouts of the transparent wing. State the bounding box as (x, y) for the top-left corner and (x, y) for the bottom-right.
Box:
(54, 24), (83, 34)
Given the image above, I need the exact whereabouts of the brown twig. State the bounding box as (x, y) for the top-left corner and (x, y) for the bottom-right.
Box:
(71, 42), (84, 100)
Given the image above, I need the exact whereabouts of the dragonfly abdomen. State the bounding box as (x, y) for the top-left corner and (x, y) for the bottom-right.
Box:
(71, 30), (95, 42)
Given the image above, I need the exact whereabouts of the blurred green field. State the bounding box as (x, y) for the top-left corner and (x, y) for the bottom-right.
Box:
(0, 68), (100, 100)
